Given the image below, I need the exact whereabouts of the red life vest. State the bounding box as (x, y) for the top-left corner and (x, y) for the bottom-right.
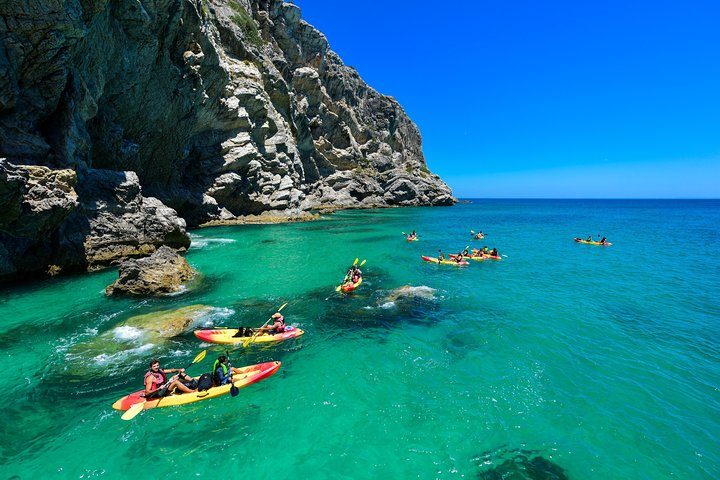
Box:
(144, 369), (166, 390)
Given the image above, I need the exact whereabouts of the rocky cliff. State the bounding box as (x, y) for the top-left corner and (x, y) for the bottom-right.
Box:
(0, 0), (454, 281)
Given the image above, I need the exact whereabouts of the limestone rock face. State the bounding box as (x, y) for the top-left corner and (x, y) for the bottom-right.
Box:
(105, 246), (197, 296)
(0, 160), (79, 278)
(0, 0), (454, 281)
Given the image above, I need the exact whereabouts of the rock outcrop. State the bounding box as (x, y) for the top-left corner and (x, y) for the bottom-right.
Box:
(0, 0), (454, 281)
(105, 246), (197, 296)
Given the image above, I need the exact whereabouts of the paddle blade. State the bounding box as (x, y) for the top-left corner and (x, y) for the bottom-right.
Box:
(353, 258), (359, 266)
(192, 350), (207, 365)
(335, 285), (342, 292)
(121, 401), (145, 421)
(359, 259), (366, 266)
(277, 302), (288, 312)
(230, 383), (239, 397)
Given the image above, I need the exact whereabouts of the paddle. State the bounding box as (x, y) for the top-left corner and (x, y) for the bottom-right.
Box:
(121, 350), (207, 421)
(335, 258), (359, 292)
(226, 349), (239, 397)
(243, 302), (288, 348)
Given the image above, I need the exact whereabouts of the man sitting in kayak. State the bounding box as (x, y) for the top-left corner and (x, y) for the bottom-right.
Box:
(144, 359), (196, 398)
(257, 312), (286, 335)
(438, 251), (445, 262)
(474, 231), (484, 239)
(599, 237), (608, 244)
(454, 252), (464, 263)
(407, 230), (417, 241)
(487, 248), (499, 258)
(586, 235), (593, 242)
(212, 355), (244, 386)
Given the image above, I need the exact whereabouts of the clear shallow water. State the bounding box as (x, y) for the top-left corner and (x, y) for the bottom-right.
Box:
(1, 199), (719, 479)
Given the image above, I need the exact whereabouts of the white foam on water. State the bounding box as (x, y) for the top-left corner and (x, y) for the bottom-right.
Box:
(189, 234), (236, 250)
(112, 325), (144, 341)
(92, 343), (155, 366)
(379, 301), (396, 309)
(193, 307), (235, 327)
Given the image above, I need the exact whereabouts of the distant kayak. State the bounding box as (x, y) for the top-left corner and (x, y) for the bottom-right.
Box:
(406, 237), (419, 242)
(194, 327), (304, 345)
(112, 361), (280, 411)
(341, 277), (363, 292)
(452, 253), (501, 261)
(421, 255), (469, 266)
(574, 238), (612, 246)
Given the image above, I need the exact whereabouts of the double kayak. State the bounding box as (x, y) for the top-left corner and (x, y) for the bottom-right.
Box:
(341, 277), (363, 292)
(421, 255), (469, 266)
(451, 253), (501, 261)
(574, 238), (612, 246)
(194, 326), (304, 345)
(112, 361), (281, 411)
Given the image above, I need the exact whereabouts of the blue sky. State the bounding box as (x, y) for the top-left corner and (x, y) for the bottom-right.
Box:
(295, 0), (720, 198)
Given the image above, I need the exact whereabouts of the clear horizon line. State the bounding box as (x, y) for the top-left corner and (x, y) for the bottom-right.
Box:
(455, 197), (720, 200)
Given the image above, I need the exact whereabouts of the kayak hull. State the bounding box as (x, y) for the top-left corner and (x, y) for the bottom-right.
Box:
(406, 237), (419, 242)
(341, 277), (363, 292)
(194, 327), (304, 345)
(112, 361), (280, 411)
(574, 238), (612, 246)
(421, 255), (469, 266)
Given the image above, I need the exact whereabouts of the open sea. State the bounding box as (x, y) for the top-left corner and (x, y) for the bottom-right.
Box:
(0, 199), (718, 479)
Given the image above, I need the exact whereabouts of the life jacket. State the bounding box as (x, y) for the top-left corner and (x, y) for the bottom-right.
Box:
(271, 316), (285, 333)
(144, 369), (166, 390)
(212, 360), (229, 385)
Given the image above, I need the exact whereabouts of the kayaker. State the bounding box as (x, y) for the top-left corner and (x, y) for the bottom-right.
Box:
(586, 235), (592, 242)
(144, 359), (196, 398)
(471, 247), (480, 255)
(352, 265), (362, 283)
(488, 248), (499, 258)
(212, 355), (244, 386)
(461, 247), (470, 256)
(599, 237), (608, 244)
(258, 312), (286, 335)
(474, 231), (484, 239)
(454, 253), (464, 263)
(481, 246), (489, 255)
(438, 251), (445, 261)
(407, 230), (417, 240)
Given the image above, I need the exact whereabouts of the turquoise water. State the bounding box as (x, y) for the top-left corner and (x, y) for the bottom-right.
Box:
(1, 199), (719, 478)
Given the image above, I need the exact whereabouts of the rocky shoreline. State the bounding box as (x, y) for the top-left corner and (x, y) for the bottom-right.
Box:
(0, 0), (455, 283)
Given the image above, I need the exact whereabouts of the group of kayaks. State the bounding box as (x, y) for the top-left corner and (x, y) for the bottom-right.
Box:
(114, 256), (374, 418)
(409, 228), (503, 267)
(113, 303), (306, 419)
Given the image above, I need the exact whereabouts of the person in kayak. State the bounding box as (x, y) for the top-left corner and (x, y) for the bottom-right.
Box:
(480, 246), (489, 255)
(599, 237), (608, 244)
(487, 248), (499, 258)
(474, 231), (484, 239)
(586, 235), (592, 242)
(407, 230), (417, 240)
(438, 251), (445, 262)
(212, 355), (244, 386)
(144, 359), (196, 398)
(257, 312), (286, 335)
(454, 252), (464, 263)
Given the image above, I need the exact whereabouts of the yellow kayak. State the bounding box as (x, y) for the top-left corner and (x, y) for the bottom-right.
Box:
(574, 238), (612, 246)
(194, 327), (304, 345)
(112, 361), (281, 411)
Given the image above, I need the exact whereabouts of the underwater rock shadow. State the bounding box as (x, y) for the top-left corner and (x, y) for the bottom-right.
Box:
(473, 446), (569, 480)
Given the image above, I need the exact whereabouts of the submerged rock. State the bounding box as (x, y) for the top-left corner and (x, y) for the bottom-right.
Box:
(105, 246), (197, 296)
(68, 305), (215, 369)
(383, 285), (437, 303)
(475, 448), (570, 480)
